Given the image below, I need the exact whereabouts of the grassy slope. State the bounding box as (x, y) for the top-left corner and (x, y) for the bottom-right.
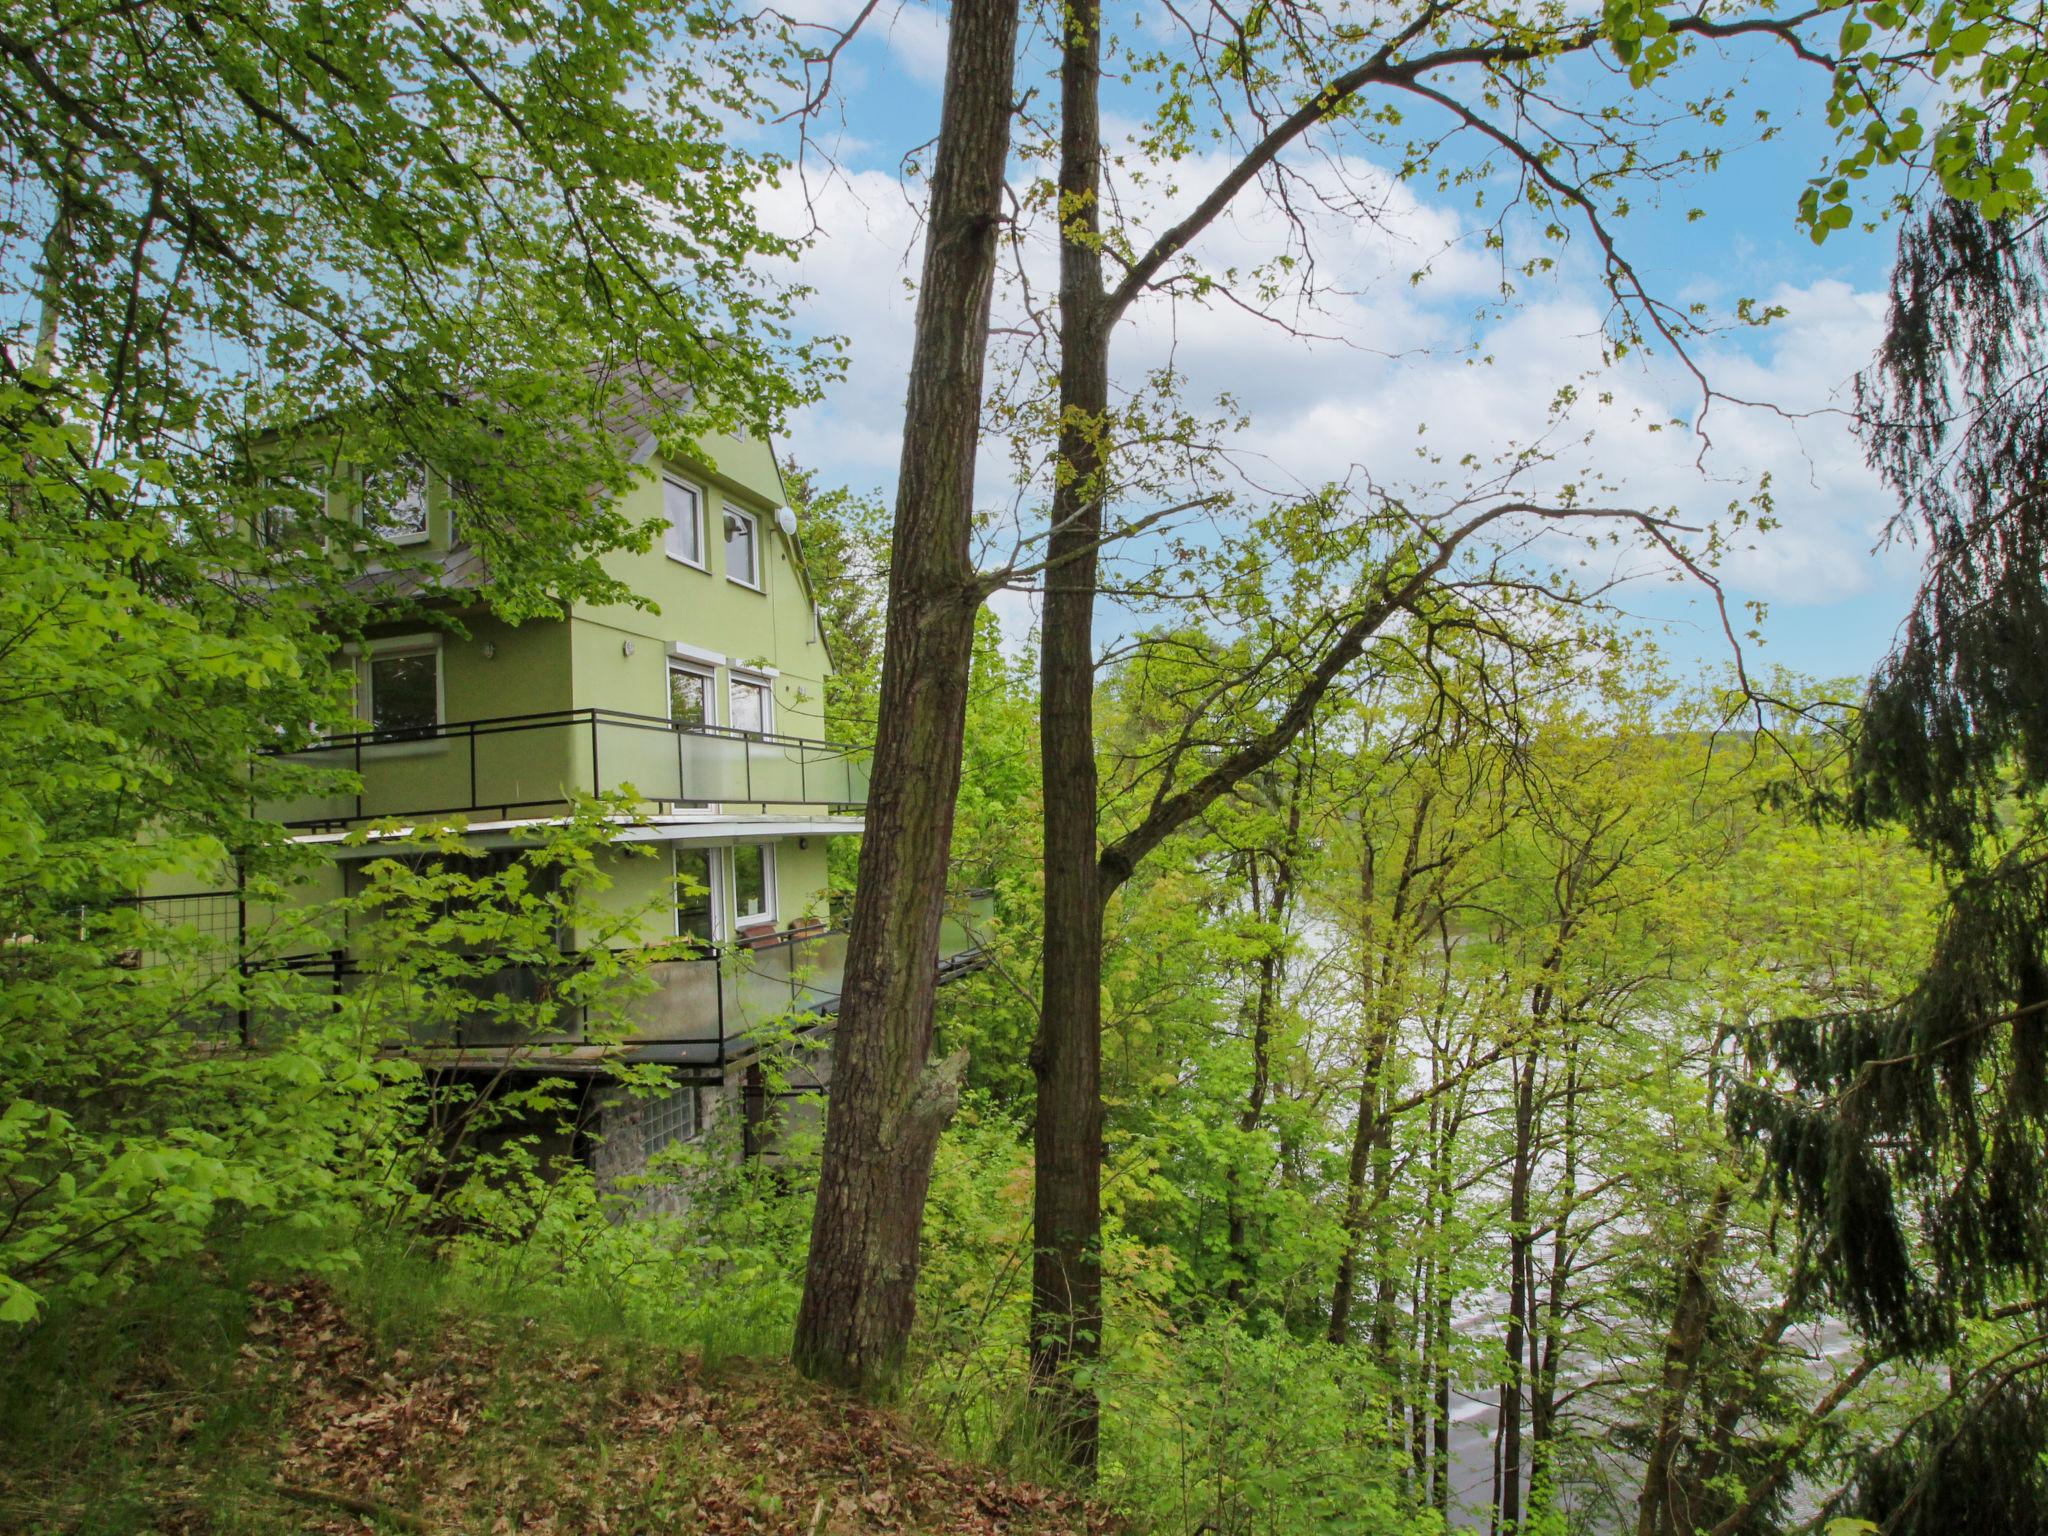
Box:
(0, 1256), (1111, 1536)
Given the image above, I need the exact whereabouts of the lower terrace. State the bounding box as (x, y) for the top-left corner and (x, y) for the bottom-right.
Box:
(142, 892), (995, 1085)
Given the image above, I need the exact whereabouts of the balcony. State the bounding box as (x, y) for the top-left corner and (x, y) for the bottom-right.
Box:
(224, 892), (995, 1081)
(266, 708), (870, 830)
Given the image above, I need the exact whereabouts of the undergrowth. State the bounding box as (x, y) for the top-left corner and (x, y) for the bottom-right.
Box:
(0, 1239), (1111, 1536)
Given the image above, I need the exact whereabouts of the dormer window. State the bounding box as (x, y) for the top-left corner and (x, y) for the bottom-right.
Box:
(362, 460), (429, 544)
(257, 470), (324, 550)
(664, 476), (705, 568)
(724, 506), (759, 589)
(260, 497), (311, 550)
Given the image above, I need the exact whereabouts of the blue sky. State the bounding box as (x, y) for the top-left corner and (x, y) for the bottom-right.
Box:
(745, 4), (1924, 690)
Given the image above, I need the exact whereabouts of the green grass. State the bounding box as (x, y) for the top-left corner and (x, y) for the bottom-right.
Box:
(0, 1255), (282, 1534)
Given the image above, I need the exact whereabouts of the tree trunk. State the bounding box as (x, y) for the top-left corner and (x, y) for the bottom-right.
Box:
(1227, 784), (1300, 1305)
(1529, 1044), (1579, 1514)
(1225, 855), (1273, 1307)
(1495, 1048), (1538, 1536)
(1329, 789), (1432, 1343)
(792, 0), (1019, 1396)
(1635, 1183), (1734, 1536)
(1029, 0), (1111, 1473)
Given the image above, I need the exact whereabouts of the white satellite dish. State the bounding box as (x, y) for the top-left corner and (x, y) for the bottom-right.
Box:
(775, 504), (799, 538)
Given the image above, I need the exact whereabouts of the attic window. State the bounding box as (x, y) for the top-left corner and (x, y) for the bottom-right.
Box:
(664, 477), (705, 568)
(724, 507), (759, 589)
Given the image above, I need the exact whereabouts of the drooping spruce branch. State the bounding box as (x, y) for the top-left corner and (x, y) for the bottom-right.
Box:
(1734, 195), (2048, 1358)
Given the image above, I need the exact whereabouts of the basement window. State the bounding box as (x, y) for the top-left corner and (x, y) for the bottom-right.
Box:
(641, 1084), (701, 1158)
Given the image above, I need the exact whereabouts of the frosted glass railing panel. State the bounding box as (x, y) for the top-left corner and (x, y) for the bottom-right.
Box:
(730, 942), (796, 1035)
(937, 911), (968, 960)
(352, 741), (473, 821)
(472, 721), (585, 812)
(803, 745), (868, 804)
(676, 728), (866, 805)
(448, 963), (580, 1046)
(743, 738), (809, 803)
(936, 894), (992, 959)
(788, 930), (849, 1014)
(593, 721), (682, 803)
(622, 956), (724, 1043)
(263, 781), (357, 826)
(679, 730), (753, 801)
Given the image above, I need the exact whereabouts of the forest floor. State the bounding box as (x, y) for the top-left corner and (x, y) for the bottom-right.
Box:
(0, 1257), (1115, 1536)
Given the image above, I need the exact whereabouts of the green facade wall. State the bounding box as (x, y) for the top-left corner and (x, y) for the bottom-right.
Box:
(592, 834), (837, 949)
(566, 440), (832, 738)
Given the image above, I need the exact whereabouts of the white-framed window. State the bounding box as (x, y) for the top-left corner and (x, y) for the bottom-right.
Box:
(641, 1084), (701, 1158)
(667, 662), (714, 728)
(674, 845), (722, 948)
(731, 842), (776, 927)
(361, 460), (429, 544)
(362, 638), (441, 739)
(723, 506), (760, 589)
(729, 673), (772, 735)
(664, 476), (705, 568)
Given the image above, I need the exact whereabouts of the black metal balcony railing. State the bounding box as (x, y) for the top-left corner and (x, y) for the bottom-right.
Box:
(266, 708), (870, 830)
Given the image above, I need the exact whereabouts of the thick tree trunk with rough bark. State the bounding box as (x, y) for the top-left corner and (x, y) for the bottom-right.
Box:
(1030, 0), (1111, 1472)
(792, 0), (1018, 1397)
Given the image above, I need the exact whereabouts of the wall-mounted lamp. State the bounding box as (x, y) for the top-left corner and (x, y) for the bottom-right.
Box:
(621, 639), (636, 658)
(798, 836), (809, 850)
(480, 641), (497, 660)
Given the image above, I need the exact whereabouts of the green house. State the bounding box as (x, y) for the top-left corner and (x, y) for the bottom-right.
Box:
(174, 405), (986, 1185)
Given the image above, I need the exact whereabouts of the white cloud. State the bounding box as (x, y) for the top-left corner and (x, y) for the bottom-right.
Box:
(881, 4), (949, 83)
(765, 125), (1912, 666)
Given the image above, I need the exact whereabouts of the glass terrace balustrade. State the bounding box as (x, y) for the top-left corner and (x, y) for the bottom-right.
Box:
(264, 708), (870, 828)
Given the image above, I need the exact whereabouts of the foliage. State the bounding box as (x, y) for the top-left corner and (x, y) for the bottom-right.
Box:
(0, 0), (828, 1330)
(5, 0), (824, 614)
(1797, 0), (2048, 230)
(1733, 190), (2048, 1365)
(1098, 1320), (1436, 1536)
